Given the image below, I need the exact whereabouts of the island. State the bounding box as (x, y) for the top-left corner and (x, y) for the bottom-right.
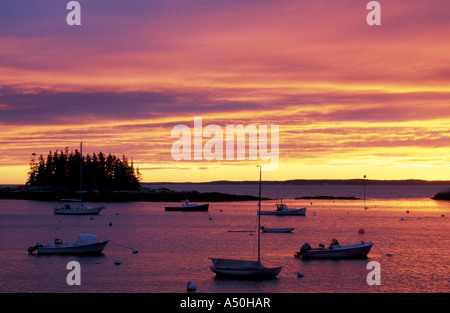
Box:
(295, 196), (360, 200)
(9, 148), (270, 202)
(432, 188), (450, 201)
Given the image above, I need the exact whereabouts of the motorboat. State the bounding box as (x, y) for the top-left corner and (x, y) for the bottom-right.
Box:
(259, 199), (306, 216)
(294, 240), (373, 259)
(165, 199), (209, 211)
(28, 234), (108, 255)
(210, 165), (282, 279)
(260, 226), (294, 233)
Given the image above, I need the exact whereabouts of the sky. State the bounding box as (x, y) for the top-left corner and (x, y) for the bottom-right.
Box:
(1, 0), (450, 184)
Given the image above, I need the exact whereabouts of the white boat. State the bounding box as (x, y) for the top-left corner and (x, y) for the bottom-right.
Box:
(294, 241), (373, 259)
(28, 234), (108, 255)
(165, 199), (209, 211)
(260, 226), (294, 233)
(259, 199), (306, 216)
(210, 165), (282, 279)
(54, 142), (105, 215)
(54, 203), (104, 215)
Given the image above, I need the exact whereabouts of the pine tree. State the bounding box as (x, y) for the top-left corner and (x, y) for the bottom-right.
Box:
(26, 148), (141, 190)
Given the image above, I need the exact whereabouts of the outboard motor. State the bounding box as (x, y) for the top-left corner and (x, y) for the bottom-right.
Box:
(27, 242), (42, 254)
(294, 242), (311, 258)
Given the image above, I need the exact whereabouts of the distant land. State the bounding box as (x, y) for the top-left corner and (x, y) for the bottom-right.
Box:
(1, 179), (450, 202)
(144, 179), (450, 186)
(0, 185), (266, 202)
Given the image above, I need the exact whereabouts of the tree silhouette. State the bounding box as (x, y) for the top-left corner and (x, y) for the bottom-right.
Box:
(26, 148), (141, 190)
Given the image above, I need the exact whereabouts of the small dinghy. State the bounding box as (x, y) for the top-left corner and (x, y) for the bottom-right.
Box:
(28, 234), (108, 255)
(260, 226), (294, 233)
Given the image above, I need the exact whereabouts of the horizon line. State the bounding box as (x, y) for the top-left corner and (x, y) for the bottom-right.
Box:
(142, 178), (450, 184)
(2, 178), (450, 187)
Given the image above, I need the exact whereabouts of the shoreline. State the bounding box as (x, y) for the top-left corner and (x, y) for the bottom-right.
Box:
(0, 185), (269, 202)
(1, 180), (449, 202)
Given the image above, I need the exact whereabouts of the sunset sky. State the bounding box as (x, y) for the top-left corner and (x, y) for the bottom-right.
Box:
(1, 0), (450, 184)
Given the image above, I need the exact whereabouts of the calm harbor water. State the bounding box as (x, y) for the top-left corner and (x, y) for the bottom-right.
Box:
(0, 184), (449, 293)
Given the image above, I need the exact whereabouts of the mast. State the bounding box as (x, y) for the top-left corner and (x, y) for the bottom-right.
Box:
(80, 142), (83, 205)
(363, 174), (366, 209)
(258, 164), (262, 262)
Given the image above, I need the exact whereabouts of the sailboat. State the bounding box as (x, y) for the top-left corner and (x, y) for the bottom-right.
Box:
(54, 142), (105, 215)
(209, 165), (282, 279)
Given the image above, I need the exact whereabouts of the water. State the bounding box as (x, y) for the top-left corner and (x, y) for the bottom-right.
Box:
(0, 184), (449, 293)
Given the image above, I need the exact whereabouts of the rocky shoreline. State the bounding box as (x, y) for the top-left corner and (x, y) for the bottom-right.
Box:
(431, 188), (450, 201)
(0, 185), (268, 202)
(2, 184), (449, 202)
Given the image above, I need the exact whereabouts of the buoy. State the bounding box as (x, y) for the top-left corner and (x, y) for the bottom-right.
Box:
(109, 222), (112, 226)
(132, 249), (138, 254)
(406, 210), (410, 214)
(386, 253), (393, 257)
(90, 216), (94, 220)
(297, 272), (304, 278)
(114, 259), (121, 265)
(115, 212), (119, 215)
(358, 228), (365, 234)
(187, 282), (196, 291)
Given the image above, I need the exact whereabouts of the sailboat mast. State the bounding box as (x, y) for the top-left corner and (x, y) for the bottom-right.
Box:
(258, 165), (262, 262)
(80, 142), (83, 205)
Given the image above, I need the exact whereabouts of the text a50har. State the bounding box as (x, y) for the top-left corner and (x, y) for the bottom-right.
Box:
(180, 297), (270, 310)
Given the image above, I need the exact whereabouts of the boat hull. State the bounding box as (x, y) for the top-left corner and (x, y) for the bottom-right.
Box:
(54, 206), (104, 215)
(209, 258), (281, 279)
(165, 203), (209, 211)
(37, 240), (109, 255)
(210, 266), (282, 279)
(299, 243), (373, 259)
(259, 208), (306, 216)
(261, 227), (294, 233)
